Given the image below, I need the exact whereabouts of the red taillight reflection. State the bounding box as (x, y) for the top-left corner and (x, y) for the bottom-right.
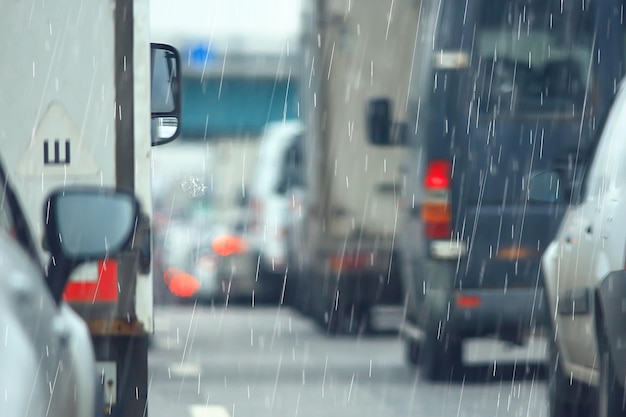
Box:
(212, 235), (248, 257)
(425, 160), (451, 189)
(457, 295), (481, 309)
(163, 267), (200, 298)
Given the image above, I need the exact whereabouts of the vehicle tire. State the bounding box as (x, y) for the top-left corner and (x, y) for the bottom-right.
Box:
(255, 267), (285, 306)
(291, 273), (313, 315)
(406, 340), (420, 366)
(419, 326), (463, 381)
(598, 332), (626, 417)
(546, 332), (592, 417)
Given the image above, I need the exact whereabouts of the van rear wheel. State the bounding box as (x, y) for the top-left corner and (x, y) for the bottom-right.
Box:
(419, 328), (463, 381)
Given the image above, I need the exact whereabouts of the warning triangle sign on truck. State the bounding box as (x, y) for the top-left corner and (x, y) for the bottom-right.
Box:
(18, 102), (99, 177)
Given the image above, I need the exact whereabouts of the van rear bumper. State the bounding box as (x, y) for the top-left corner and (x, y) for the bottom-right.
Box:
(448, 288), (547, 338)
(401, 287), (547, 341)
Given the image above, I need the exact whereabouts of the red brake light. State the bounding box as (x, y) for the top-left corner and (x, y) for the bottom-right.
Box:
(425, 161), (451, 189)
(163, 267), (200, 298)
(457, 295), (481, 309)
(212, 235), (248, 257)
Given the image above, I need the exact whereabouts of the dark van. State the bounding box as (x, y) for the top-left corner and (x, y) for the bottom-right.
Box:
(369, 0), (625, 380)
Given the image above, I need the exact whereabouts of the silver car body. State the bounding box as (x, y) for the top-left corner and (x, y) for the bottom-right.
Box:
(542, 79), (626, 387)
(0, 230), (97, 417)
(0, 164), (97, 417)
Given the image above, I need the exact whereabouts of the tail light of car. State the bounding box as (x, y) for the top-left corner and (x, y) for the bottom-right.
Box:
(163, 267), (200, 298)
(212, 235), (248, 257)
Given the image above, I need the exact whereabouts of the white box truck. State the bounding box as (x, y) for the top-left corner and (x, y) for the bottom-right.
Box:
(0, 1), (181, 415)
(289, 0), (419, 333)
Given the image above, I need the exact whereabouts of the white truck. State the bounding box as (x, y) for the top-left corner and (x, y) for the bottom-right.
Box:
(289, 0), (419, 333)
(0, 1), (181, 416)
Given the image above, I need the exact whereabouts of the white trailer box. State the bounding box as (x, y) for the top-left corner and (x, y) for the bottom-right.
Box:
(290, 0), (419, 333)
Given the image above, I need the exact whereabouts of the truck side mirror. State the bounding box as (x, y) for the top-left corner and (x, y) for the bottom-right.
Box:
(367, 98), (407, 145)
(367, 98), (392, 145)
(151, 43), (182, 146)
(43, 188), (140, 304)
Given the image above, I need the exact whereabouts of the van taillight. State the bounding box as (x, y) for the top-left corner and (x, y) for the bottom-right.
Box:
(423, 160), (452, 239)
(425, 160), (451, 189)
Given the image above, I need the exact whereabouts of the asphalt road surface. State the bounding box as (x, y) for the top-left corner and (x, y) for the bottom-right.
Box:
(148, 302), (548, 417)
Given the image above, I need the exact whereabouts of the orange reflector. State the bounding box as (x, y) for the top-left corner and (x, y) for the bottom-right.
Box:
(497, 247), (534, 260)
(212, 235), (248, 257)
(64, 259), (118, 302)
(421, 202), (451, 223)
(328, 253), (373, 273)
(457, 295), (481, 309)
(163, 267), (200, 298)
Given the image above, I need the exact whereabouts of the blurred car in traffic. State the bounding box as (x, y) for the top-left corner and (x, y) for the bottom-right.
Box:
(246, 121), (304, 302)
(152, 179), (255, 304)
(532, 78), (626, 417)
(162, 227), (256, 303)
(0, 158), (141, 417)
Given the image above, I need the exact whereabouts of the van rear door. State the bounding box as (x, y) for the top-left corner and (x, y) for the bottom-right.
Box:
(437, 0), (599, 291)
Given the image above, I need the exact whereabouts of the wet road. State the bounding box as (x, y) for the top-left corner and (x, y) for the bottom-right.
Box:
(148, 303), (548, 417)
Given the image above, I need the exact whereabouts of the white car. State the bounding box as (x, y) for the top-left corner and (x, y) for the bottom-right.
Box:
(532, 79), (626, 417)
(0, 159), (140, 417)
(247, 121), (304, 301)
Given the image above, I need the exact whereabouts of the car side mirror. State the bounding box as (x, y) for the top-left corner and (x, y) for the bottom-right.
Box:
(151, 43), (182, 146)
(43, 188), (140, 304)
(528, 170), (562, 203)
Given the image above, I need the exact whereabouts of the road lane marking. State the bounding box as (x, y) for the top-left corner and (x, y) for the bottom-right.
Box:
(170, 362), (201, 377)
(189, 405), (231, 417)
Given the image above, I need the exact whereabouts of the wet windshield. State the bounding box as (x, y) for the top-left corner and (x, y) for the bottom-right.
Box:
(4, 0), (626, 417)
(475, 1), (594, 115)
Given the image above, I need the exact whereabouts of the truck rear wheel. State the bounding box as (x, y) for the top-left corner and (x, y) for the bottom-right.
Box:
(406, 340), (420, 366)
(324, 300), (371, 336)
